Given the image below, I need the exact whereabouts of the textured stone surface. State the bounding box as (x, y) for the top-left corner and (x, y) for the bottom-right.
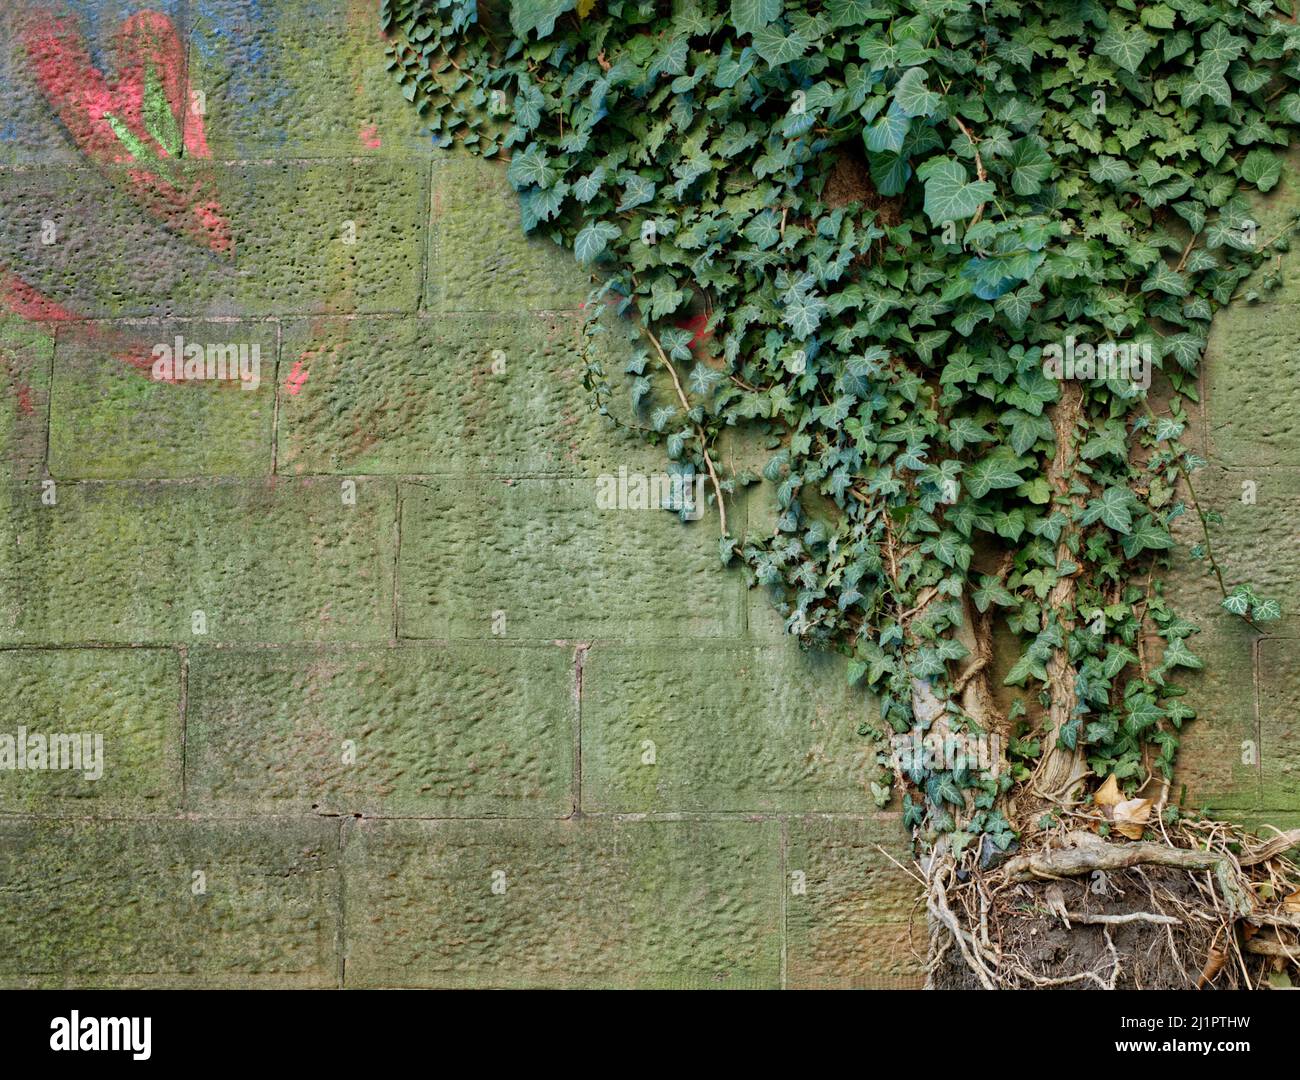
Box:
(189, 0), (425, 158)
(0, 159), (424, 317)
(0, 477), (396, 644)
(397, 477), (744, 641)
(581, 644), (876, 813)
(1205, 293), (1300, 467)
(1258, 633), (1300, 810)
(1204, 152), (1300, 466)
(0, 647), (181, 810)
(0, 162), (220, 317)
(186, 643), (575, 815)
(1165, 467), (1300, 623)
(278, 313), (661, 477)
(0, 314), (52, 481)
(1171, 629), (1261, 812)
(342, 817), (782, 988)
(50, 319), (276, 478)
(0, 817), (340, 987)
(427, 156), (591, 314)
(784, 815), (925, 989)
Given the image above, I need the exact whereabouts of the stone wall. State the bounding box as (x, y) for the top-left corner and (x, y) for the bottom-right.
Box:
(0, 0), (1291, 988)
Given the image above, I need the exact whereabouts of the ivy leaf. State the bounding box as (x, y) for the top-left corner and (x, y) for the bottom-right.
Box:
(892, 67), (939, 118)
(731, 0), (781, 35)
(1098, 23), (1155, 73)
(743, 210), (781, 249)
(1006, 137), (1052, 196)
(870, 151), (912, 196)
(825, 0), (880, 27)
(751, 24), (809, 66)
(689, 363), (723, 395)
(507, 144), (560, 189)
(864, 101), (910, 153)
(1090, 157), (1132, 185)
(509, 0), (576, 38)
(617, 173), (656, 211)
(964, 450), (1028, 498)
(1252, 597), (1282, 622)
(972, 575), (1015, 612)
(1126, 695), (1165, 734)
(1120, 516), (1174, 557)
(1200, 24), (1245, 68)
(650, 405), (676, 431)
(1221, 587), (1252, 617)
(947, 416), (993, 451)
(1241, 149), (1282, 192)
(647, 275), (689, 319)
(520, 182), (568, 229)
(1081, 486), (1134, 534)
(1142, 262), (1188, 297)
(926, 774), (965, 808)
(1181, 60), (1232, 107)
(916, 157), (995, 225)
(574, 220), (621, 263)
(1141, 4), (1176, 29)
(782, 288), (828, 338)
(573, 166), (605, 202)
(1160, 637), (1203, 671)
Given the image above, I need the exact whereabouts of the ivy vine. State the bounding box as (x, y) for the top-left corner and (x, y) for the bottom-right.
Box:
(381, 0), (1289, 855)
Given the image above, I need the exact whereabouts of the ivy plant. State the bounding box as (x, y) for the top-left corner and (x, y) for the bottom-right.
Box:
(381, 0), (1288, 847)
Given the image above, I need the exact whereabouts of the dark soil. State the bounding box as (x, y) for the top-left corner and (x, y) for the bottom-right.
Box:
(932, 867), (1227, 989)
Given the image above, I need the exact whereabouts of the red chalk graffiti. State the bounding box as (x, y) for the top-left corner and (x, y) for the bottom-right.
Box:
(1, 9), (230, 385)
(20, 10), (230, 252)
(0, 270), (77, 324)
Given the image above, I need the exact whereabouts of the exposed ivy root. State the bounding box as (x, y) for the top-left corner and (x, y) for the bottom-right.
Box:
(924, 823), (1300, 989)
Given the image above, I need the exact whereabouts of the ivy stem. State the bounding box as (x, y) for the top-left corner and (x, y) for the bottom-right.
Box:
(951, 116), (987, 227)
(642, 322), (729, 538)
(1176, 457), (1229, 601)
(1143, 402), (1266, 635)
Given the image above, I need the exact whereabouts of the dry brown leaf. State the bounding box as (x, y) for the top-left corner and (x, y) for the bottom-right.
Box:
(1112, 797), (1153, 840)
(1096, 773), (1123, 808)
(1283, 889), (1300, 913)
(1197, 943), (1228, 988)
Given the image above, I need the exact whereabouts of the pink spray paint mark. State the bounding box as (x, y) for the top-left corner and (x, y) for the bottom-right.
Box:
(359, 123), (381, 150)
(285, 359), (310, 396)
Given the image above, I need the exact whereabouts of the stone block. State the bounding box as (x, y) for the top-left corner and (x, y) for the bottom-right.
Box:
(581, 643), (876, 813)
(342, 817), (782, 988)
(186, 643), (574, 816)
(397, 477), (743, 641)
